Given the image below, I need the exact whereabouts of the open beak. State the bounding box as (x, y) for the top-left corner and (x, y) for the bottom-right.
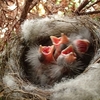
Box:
(61, 45), (77, 64)
(39, 45), (55, 63)
(50, 33), (69, 49)
(73, 39), (90, 53)
(50, 33), (69, 59)
(61, 45), (74, 54)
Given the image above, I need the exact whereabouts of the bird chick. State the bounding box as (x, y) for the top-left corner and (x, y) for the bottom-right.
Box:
(56, 45), (77, 77)
(26, 45), (56, 86)
(39, 45), (55, 64)
(50, 33), (69, 59)
(57, 45), (77, 66)
(73, 39), (90, 54)
(26, 45), (55, 68)
(56, 44), (87, 78)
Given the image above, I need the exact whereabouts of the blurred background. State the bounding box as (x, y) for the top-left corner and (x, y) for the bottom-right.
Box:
(0, 0), (100, 52)
(0, 0), (100, 99)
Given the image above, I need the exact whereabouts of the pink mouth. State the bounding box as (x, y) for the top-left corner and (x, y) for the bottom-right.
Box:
(61, 45), (77, 63)
(50, 33), (69, 48)
(73, 39), (90, 53)
(39, 45), (55, 63)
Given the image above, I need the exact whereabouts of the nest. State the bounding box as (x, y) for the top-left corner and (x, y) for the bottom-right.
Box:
(1, 15), (100, 100)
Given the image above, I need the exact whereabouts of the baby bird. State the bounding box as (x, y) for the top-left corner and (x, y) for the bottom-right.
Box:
(26, 45), (55, 67)
(60, 45), (77, 64)
(50, 33), (69, 59)
(73, 39), (90, 54)
(39, 45), (55, 64)
(56, 45), (77, 76)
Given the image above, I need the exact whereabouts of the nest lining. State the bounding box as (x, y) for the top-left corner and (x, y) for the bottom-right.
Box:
(1, 15), (100, 100)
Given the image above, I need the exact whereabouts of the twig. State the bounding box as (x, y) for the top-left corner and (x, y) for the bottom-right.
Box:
(82, 0), (100, 11)
(19, 0), (33, 23)
(74, 0), (91, 15)
(79, 10), (100, 15)
(29, 0), (40, 11)
(19, 0), (40, 24)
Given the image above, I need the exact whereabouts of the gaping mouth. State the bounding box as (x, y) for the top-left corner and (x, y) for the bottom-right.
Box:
(61, 45), (77, 64)
(73, 39), (90, 53)
(39, 45), (55, 63)
(50, 33), (69, 47)
(61, 45), (74, 55)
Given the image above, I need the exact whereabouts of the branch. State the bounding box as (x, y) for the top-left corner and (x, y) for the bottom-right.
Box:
(79, 10), (100, 15)
(82, 0), (100, 11)
(74, 0), (91, 15)
(29, 0), (40, 11)
(19, 0), (40, 24)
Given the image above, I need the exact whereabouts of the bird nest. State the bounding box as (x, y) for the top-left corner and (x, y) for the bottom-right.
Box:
(1, 15), (100, 100)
